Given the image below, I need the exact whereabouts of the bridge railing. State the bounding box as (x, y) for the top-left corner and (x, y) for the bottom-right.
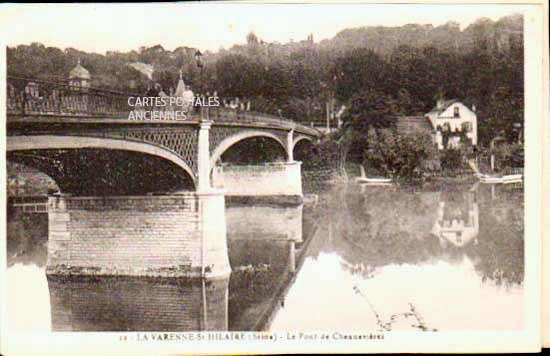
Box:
(7, 76), (135, 117)
(7, 76), (320, 135)
(208, 107), (320, 135)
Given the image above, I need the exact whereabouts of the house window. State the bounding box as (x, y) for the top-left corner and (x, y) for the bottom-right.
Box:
(453, 106), (460, 118)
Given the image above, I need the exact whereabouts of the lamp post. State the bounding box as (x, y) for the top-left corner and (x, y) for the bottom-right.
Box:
(194, 49), (212, 194)
(194, 50), (206, 121)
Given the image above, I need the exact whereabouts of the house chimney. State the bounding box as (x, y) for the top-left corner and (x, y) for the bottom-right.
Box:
(472, 104), (476, 112)
(436, 99), (445, 109)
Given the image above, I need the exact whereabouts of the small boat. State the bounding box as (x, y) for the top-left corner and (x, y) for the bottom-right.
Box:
(502, 174), (523, 184)
(355, 165), (392, 184)
(477, 174), (503, 184)
(355, 176), (393, 184)
(477, 173), (523, 184)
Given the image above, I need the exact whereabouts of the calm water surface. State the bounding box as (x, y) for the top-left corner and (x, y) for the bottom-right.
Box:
(6, 182), (524, 332)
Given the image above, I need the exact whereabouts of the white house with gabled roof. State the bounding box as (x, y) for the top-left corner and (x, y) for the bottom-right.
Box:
(426, 99), (477, 149)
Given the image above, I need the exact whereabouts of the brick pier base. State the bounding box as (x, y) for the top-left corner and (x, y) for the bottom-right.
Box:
(46, 191), (230, 278)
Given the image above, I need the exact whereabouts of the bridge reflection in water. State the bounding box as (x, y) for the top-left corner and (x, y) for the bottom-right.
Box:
(45, 203), (307, 331)
(7, 76), (320, 280)
(48, 276), (229, 331)
(7, 183), (523, 332)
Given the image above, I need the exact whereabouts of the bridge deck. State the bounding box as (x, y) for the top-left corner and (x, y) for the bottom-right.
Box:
(7, 76), (320, 137)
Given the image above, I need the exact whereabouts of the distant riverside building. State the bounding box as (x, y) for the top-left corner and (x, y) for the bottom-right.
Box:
(396, 99), (478, 150)
(426, 99), (477, 149)
(68, 59), (91, 88)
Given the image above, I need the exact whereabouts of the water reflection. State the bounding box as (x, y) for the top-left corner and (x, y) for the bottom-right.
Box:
(226, 203), (305, 331)
(6, 183), (523, 332)
(47, 276), (229, 331)
(432, 185), (478, 248)
(270, 182), (524, 331)
(6, 202), (307, 332)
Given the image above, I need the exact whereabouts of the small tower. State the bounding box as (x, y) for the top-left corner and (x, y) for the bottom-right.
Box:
(174, 70), (194, 108)
(68, 59), (91, 88)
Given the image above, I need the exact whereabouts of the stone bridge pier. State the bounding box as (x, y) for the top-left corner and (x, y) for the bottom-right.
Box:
(212, 162), (302, 198)
(47, 192), (230, 278)
(211, 129), (309, 201)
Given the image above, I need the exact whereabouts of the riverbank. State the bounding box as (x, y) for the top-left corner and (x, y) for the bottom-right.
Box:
(225, 195), (303, 207)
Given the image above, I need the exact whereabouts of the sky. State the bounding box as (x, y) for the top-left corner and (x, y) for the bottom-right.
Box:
(0, 2), (526, 54)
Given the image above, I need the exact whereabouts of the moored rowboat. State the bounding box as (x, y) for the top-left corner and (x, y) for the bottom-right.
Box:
(355, 176), (393, 184)
(356, 165), (392, 184)
(477, 173), (523, 184)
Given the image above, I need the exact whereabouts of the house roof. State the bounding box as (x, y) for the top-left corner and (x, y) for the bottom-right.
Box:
(395, 115), (433, 133)
(427, 99), (459, 116)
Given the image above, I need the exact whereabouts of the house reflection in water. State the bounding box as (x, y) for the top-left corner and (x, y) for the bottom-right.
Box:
(431, 185), (479, 248)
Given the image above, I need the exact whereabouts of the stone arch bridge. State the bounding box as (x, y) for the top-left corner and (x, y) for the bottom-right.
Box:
(7, 76), (321, 278)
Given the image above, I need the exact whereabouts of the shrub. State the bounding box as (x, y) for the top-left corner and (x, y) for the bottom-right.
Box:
(363, 128), (437, 182)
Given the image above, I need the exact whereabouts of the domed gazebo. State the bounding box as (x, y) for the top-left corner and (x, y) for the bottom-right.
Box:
(68, 59), (91, 88)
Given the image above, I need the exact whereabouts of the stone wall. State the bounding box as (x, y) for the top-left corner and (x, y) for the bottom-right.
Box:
(47, 192), (230, 278)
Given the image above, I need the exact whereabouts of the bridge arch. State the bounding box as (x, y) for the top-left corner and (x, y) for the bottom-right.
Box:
(292, 135), (314, 163)
(292, 135), (313, 151)
(210, 131), (288, 168)
(7, 135), (197, 191)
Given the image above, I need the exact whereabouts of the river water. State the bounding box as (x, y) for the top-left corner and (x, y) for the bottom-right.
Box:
(6, 182), (524, 332)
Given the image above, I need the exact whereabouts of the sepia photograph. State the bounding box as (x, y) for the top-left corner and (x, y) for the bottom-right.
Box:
(0, 1), (545, 354)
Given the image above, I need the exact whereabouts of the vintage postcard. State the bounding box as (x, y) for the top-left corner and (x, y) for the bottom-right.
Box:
(0, 1), (546, 354)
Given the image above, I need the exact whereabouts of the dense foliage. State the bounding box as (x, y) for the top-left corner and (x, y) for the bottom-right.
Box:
(8, 14), (523, 148)
(364, 128), (437, 181)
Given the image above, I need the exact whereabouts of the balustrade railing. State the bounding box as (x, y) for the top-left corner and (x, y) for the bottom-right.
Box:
(7, 76), (320, 135)
(7, 76), (134, 117)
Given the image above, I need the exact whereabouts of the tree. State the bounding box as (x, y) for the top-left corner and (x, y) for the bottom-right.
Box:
(334, 48), (388, 102)
(364, 128), (436, 181)
(215, 53), (264, 98)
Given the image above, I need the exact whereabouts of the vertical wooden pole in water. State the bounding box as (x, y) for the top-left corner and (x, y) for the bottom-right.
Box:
(326, 101), (330, 133)
(202, 277), (208, 330)
(289, 240), (296, 273)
